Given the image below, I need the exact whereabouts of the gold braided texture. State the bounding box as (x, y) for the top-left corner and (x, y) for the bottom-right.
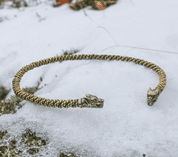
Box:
(12, 54), (166, 108)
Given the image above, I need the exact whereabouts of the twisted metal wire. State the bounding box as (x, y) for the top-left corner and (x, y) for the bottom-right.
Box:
(12, 54), (166, 107)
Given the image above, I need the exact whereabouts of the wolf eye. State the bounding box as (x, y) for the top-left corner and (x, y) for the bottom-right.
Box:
(96, 103), (101, 106)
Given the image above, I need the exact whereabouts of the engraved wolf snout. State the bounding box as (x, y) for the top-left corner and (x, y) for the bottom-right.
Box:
(147, 88), (160, 106)
(77, 94), (104, 108)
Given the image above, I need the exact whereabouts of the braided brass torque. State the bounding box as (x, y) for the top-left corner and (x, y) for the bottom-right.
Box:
(12, 54), (166, 107)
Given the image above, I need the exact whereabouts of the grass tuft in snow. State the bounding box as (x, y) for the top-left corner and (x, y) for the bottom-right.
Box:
(22, 86), (39, 95)
(0, 130), (20, 157)
(0, 86), (10, 102)
(62, 49), (79, 56)
(21, 129), (47, 155)
(0, 96), (22, 115)
(0, 86), (39, 116)
(0, 130), (8, 140)
(0, 129), (48, 157)
(60, 153), (75, 157)
(0, 128), (75, 157)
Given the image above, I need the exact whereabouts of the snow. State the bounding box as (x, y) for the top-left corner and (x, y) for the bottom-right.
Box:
(0, 0), (178, 156)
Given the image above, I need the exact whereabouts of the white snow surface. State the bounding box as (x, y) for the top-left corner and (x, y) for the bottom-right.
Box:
(0, 0), (178, 156)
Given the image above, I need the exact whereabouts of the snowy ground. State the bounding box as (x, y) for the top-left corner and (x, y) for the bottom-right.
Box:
(0, 0), (178, 156)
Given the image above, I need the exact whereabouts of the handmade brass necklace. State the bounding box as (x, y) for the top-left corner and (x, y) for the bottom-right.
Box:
(12, 54), (166, 108)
